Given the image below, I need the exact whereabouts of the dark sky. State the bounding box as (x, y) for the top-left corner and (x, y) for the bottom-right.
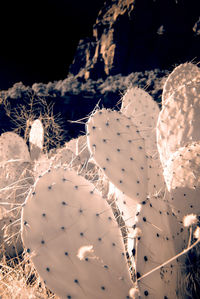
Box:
(0, 0), (105, 90)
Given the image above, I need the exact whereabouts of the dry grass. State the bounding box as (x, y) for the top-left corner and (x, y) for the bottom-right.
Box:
(3, 92), (65, 153)
(0, 252), (59, 299)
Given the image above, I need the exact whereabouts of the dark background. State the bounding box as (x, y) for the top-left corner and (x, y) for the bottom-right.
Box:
(0, 0), (105, 90)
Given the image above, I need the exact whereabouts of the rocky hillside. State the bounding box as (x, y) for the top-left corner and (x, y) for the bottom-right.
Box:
(69, 0), (200, 80)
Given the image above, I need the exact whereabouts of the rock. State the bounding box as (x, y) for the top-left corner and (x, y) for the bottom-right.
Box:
(69, 0), (200, 80)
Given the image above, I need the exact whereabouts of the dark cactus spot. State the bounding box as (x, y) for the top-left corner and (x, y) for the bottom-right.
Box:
(136, 272), (141, 278)
(144, 290), (149, 296)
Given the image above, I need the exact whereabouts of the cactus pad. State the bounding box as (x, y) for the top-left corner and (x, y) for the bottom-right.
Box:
(22, 167), (132, 299)
(87, 109), (148, 203)
(162, 63), (200, 104)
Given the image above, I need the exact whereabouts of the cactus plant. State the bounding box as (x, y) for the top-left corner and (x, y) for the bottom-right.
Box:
(121, 87), (160, 156)
(86, 108), (148, 202)
(17, 64), (200, 298)
(132, 193), (188, 299)
(157, 72), (200, 169)
(0, 132), (33, 256)
(163, 142), (200, 222)
(21, 167), (132, 299)
(162, 62), (200, 105)
(29, 119), (44, 160)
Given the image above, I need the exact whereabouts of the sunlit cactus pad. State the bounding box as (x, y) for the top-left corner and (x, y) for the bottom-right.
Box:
(21, 167), (132, 299)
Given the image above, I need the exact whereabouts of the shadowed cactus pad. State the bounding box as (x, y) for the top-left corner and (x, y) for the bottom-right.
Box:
(164, 142), (200, 191)
(157, 81), (200, 168)
(0, 131), (30, 163)
(0, 131), (33, 256)
(132, 194), (188, 299)
(21, 167), (132, 299)
(121, 87), (160, 155)
(162, 62), (200, 104)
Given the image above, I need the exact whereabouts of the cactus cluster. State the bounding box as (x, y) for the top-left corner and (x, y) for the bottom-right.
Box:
(1, 62), (200, 298)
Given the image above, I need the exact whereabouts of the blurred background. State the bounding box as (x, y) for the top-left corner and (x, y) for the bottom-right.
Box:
(0, 0), (105, 90)
(0, 0), (199, 142)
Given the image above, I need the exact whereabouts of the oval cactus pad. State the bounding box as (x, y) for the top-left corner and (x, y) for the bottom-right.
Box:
(87, 109), (148, 203)
(22, 167), (132, 299)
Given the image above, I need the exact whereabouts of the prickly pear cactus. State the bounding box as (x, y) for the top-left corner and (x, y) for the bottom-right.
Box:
(162, 62), (200, 105)
(87, 109), (148, 203)
(132, 193), (188, 299)
(121, 87), (160, 155)
(18, 62), (200, 299)
(121, 87), (165, 195)
(76, 135), (91, 162)
(157, 67), (200, 168)
(21, 167), (132, 299)
(0, 131), (30, 163)
(163, 142), (200, 221)
(164, 142), (200, 192)
(0, 132), (33, 256)
(29, 119), (44, 160)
